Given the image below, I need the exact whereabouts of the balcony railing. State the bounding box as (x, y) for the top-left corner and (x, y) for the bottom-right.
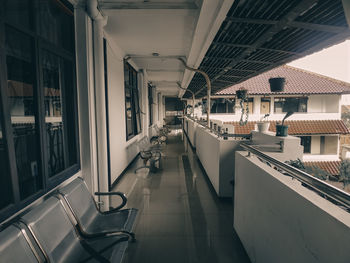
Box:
(241, 142), (350, 211)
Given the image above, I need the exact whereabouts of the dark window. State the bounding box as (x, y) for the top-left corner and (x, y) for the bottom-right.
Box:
(5, 26), (43, 199)
(210, 98), (235, 113)
(0, 101), (14, 210)
(124, 62), (141, 140)
(274, 97), (308, 113)
(260, 97), (270, 115)
(299, 136), (311, 153)
(0, 0), (78, 221)
(148, 84), (153, 126)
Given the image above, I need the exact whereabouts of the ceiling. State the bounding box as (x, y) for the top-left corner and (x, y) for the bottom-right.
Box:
(101, 0), (198, 96)
(101, 0), (234, 97)
(185, 0), (350, 98)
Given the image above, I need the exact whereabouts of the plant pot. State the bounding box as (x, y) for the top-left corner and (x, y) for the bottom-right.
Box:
(256, 122), (270, 133)
(269, 77), (285, 92)
(276, 124), (288, 137)
(236, 89), (248, 100)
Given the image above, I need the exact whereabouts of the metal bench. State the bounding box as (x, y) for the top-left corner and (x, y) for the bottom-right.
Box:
(58, 177), (138, 241)
(20, 196), (129, 263)
(0, 224), (45, 263)
(135, 136), (162, 173)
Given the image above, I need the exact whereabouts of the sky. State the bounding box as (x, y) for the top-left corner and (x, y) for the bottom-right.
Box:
(288, 40), (350, 83)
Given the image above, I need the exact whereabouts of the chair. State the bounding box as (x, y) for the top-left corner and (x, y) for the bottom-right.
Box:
(150, 125), (168, 145)
(135, 136), (161, 173)
(0, 224), (45, 263)
(21, 196), (129, 263)
(58, 177), (138, 241)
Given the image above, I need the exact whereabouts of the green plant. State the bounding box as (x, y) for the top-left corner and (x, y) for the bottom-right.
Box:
(285, 159), (329, 180)
(285, 158), (305, 170)
(339, 159), (350, 187)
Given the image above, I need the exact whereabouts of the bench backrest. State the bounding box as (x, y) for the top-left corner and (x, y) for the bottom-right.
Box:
(138, 136), (151, 151)
(0, 225), (43, 263)
(58, 177), (99, 230)
(21, 197), (85, 262)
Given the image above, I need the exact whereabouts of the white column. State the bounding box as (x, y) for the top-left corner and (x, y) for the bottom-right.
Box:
(74, 7), (98, 194)
(92, 18), (109, 209)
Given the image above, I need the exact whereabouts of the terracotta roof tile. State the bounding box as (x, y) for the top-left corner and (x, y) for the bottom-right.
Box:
(216, 65), (350, 95)
(304, 161), (341, 176)
(223, 120), (349, 135)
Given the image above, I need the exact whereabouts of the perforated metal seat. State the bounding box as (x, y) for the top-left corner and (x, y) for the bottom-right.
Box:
(21, 196), (128, 263)
(58, 177), (138, 240)
(135, 136), (162, 173)
(0, 224), (44, 263)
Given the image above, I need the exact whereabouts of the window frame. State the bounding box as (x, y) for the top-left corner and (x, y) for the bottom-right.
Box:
(274, 97), (308, 113)
(148, 83), (153, 127)
(124, 61), (141, 141)
(210, 98), (236, 114)
(299, 136), (311, 154)
(0, 0), (79, 222)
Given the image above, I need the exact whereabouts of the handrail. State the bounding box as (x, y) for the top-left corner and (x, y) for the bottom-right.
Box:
(184, 116), (250, 139)
(241, 142), (350, 210)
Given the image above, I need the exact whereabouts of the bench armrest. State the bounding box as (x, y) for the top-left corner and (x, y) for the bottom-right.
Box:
(94, 192), (127, 211)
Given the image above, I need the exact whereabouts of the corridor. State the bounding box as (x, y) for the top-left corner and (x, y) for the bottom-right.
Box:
(112, 131), (250, 263)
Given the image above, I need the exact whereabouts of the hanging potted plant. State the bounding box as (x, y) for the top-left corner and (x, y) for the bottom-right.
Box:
(236, 87), (248, 100)
(269, 77), (285, 92)
(256, 114), (270, 132)
(276, 111), (294, 136)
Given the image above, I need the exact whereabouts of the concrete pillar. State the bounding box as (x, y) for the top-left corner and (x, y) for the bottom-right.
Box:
(92, 18), (110, 209)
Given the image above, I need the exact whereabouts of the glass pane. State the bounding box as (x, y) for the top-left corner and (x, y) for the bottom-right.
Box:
(0, 104), (14, 210)
(42, 50), (65, 177)
(62, 60), (77, 166)
(4, 0), (33, 30)
(38, 0), (74, 52)
(5, 26), (43, 200)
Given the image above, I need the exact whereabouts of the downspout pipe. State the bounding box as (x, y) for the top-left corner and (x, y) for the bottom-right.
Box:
(177, 82), (195, 118)
(178, 58), (211, 127)
(87, 0), (104, 20)
(86, 0), (109, 208)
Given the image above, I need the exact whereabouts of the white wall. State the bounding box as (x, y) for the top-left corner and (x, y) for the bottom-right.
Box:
(308, 95), (339, 113)
(311, 136), (321, 154)
(195, 125), (243, 197)
(234, 151), (350, 263)
(201, 94), (341, 123)
(105, 35), (148, 184)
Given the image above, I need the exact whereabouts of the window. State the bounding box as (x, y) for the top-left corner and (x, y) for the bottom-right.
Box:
(299, 136), (311, 153)
(148, 84), (153, 127)
(124, 62), (141, 140)
(0, 0), (79, 221)
(260, 98), (270, 115)
(274, 97), (308, 113)
(243, 98), (254, 114)
(210, 98), (235, 113)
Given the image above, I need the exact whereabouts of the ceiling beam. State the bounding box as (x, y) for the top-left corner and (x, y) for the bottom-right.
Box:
(99, 2), (198, 10)
(212, 41), (302, 55)
(204, 56), (273, 65)
(225, 17), (350, 33)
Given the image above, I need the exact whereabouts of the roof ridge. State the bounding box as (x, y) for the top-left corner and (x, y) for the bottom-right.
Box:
(284, 65), (350, 89)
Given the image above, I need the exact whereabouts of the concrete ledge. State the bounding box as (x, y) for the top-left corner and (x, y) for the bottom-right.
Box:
(234, 151), (350, 263)
(195, 126), (242, 197)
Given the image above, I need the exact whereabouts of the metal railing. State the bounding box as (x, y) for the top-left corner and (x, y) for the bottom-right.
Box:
(184, 116), (250, 140)
(241, 142), (350, 210)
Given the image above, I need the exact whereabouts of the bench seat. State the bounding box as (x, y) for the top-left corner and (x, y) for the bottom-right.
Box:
(21, 197), (129, 263)
(58, 178), (138, 240)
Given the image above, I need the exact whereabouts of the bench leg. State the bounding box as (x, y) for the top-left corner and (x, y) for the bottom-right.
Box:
(134, 166), (151, 173)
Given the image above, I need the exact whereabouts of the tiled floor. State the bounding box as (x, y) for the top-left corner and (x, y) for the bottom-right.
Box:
(112, 131), (251, 263)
